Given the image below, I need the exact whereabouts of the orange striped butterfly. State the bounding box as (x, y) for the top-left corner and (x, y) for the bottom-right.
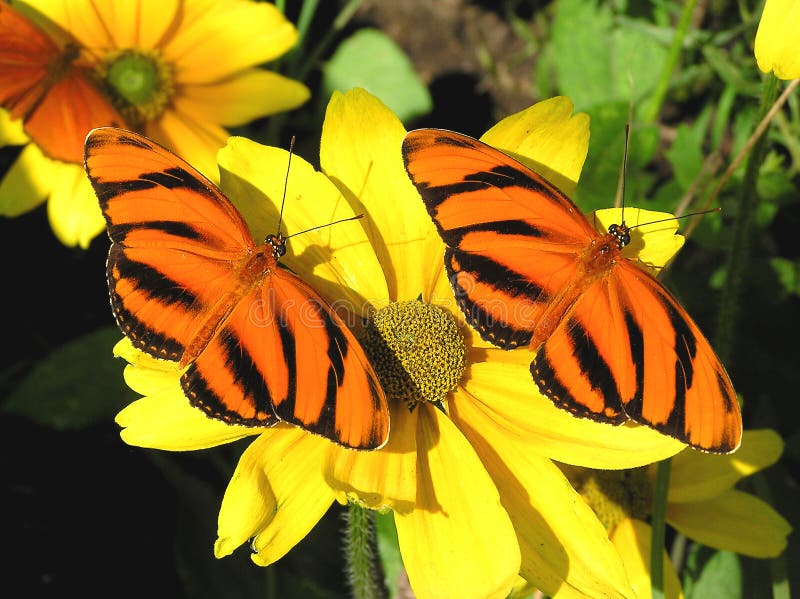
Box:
(402, 128), (742, 453)
(1, 3), (126, 163)
(84, 127), (389, 450)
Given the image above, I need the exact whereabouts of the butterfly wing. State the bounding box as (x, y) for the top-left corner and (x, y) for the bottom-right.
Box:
(182, 267), (389, 448)
(532, 260), (742, 453)
(0, 4), (125, 163)
(402, 128), (597, 348)
(86, 127), (389, 447)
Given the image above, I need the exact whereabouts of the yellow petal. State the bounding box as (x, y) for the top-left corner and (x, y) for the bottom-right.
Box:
(394, 405), (520, 599)
(450, 390), (634, 599)
(144, 109), (227, 182)
(463, 347), (684, 468)
(31, 0), (181, 49)
(611, 519), (683, 599)
(46, 160), (105, 248)
(0, 109), (28, 145)
(179, 70), (309, 127)
(163, 0), (298, 83)
(667, 489), (792, 558)
(668, 429), (784, 503)
(115, 381), (257, 450)
(481, 96), (590, 197)
(217, 136), (388, 310)
(215, 428), (336, 564)
(0, 143), (49, 217)
(321, 88), (444, 301)
(754, 0), (800, 79)
(327, 402), (418, 512)
(594, 208), (684, 272)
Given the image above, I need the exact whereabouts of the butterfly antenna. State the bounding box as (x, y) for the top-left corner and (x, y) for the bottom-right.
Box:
(615, 122), (631, 220)
(286, 214), (365, 239)
(627, 207), (721, 231)
(276, 135), (296, 237)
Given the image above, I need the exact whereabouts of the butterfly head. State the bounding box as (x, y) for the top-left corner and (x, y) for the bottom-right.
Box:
(608, 223), (631, 249)
(266, 232), (287, 259)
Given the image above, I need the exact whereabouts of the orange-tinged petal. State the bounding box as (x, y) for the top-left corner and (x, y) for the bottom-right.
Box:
(327, 403), (418, 512)
(754, 0), (800, 79)
(179, 70), (309, 127)
(321, 88), (442, 302)
(450, 390), (634, 599)
(46, 160), (105, 248)
(217, 136), (388, 311)
(215, 428), (336, 565)
(667, 429), (784, 503)
(611, 519), (683, 599)
(463, 347), (684, 468)
(164, 0), (297, 83)
(0, 143), (49, 217)
(394, 405), (520, 599)
(481, 96), (589, 197)
(667, 489), (792, 558)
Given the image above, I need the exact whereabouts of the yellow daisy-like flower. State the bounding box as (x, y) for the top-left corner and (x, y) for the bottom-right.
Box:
(754, 0), (800, 79)
(112, 89), (665, 598)
(570, 429), (791, 598)
(0, 0), (309, 248)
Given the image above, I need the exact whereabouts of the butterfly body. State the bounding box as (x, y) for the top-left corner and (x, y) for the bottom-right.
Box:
(87, 127), (389, 450)
(403, 128), (742, 453)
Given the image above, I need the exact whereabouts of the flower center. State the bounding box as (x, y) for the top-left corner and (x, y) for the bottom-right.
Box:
(97, 49), (174, 127)
(362, 300), (466, 409)
(575, 467), (652, 532)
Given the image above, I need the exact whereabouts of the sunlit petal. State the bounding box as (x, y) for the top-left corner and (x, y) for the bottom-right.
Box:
(611, 519), (683, 599)
(667, 489), (791, 558)
(450, 390), (634, 598)
(667, 429), (784, 503)
(0, 143), (50, 217)
(754, 0), (800, 79)
(46, 161), (105, 248)
(394, 405), (520, 599)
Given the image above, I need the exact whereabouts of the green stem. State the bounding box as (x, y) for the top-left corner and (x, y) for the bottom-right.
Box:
(650, 458), (672, 599)
(345, 503), (387, 599)
(641, 0), (698, 124)
(714, 74), (779, 365)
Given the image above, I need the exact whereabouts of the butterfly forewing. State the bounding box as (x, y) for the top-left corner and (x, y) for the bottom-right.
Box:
(403, 129), (596, 348)
(404, 127), (742, 454)
(86, 127), (389, 449)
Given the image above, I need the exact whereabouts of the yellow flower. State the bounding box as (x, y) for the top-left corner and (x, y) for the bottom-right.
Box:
(754, 0), (800, 79)
(569, 429), (791, 599)
(0, 0), (308, 248)
(113, 89), (648, 598)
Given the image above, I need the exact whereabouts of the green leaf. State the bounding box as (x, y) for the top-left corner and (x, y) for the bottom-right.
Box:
(322, 28), (432, 124)
(683, 545), (743, 599)
(552, 0), (668, 110)
(665, 107), (713, 191)
(1, 326), (134, 430)
(375, 510), (404, 599)
(769, 257), (800, 296)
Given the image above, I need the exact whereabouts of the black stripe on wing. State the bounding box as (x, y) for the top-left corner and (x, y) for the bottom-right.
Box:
(446, 247), (541, 348)
(181, 325), (277, 427)
(107, 245), (198, 360)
